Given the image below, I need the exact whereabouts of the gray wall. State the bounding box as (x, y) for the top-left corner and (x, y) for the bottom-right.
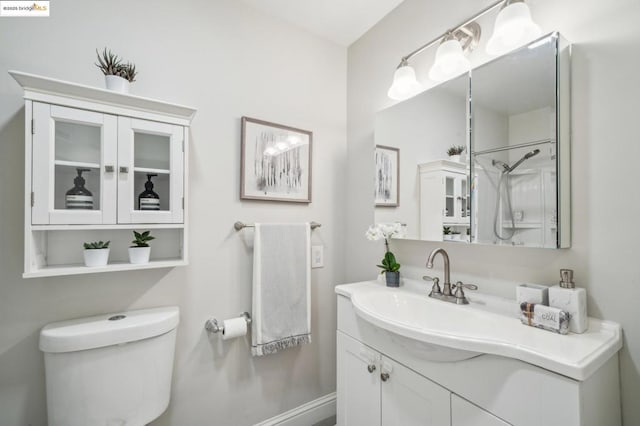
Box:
(347, 0), (640, 424)
(0, 1), (346, 425)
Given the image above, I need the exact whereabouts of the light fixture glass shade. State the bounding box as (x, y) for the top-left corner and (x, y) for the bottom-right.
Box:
(486, 2), (542, 55)
(387, 64), (423, 100)
(428, 39), (471, 82)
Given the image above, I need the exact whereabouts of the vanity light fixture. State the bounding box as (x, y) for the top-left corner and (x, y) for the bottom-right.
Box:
(486, 0), (542, 55)
(387, 0), (541, 99)
(428, 23), (480, 82)
(387, 59), (423, 101)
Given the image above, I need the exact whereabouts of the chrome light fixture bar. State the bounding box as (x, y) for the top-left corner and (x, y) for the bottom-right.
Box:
(387, 0), (541, 100)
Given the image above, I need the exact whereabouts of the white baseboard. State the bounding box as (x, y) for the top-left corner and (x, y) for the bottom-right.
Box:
(254, 392), (336, 426)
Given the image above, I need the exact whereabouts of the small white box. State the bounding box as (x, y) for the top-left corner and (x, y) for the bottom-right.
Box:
(516, 283), (549, 306)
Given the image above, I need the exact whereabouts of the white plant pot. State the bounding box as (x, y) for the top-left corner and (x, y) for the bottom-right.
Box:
(128, 246), (151, 264)
(105, 75), (130, 93)
(83, 248), (110, 267)
(449, 155), (461, 162)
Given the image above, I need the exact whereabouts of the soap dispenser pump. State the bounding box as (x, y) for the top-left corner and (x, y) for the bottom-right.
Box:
(138, 174), (160, 211)
(549, 269), (588, 333)
(65, 168), (94, 210)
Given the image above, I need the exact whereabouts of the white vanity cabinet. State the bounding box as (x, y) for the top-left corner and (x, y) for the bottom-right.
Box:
(11, 71), (196, 277)
(337, 331), (451, 426)
(336, 283), (622, 426)
(419, 160), (470, 241)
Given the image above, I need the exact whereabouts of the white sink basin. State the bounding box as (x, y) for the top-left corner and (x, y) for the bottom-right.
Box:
(337, 280), (622, 380)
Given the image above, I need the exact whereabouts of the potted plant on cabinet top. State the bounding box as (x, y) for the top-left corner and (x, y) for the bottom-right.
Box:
(128, 230), (154, 264)
(83, 240), (110, 267)
(447, 145), (466, 163)
(366, 223), (403, 287)
(443, 226), (452, 241)
(95, 48), (137, 94)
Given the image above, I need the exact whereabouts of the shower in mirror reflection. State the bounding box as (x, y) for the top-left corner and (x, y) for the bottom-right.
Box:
(473, 143), (557, 247)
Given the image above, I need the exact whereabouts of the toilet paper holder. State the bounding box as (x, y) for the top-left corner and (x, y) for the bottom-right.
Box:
(204, 312), (252, 334)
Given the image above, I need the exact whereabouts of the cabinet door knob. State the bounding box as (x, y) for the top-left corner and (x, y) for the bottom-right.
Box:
(367, 364), (376, 373)
(105, 165), (114, 173)
(119, 166), (129, 173)
(380, 372), (390, 382)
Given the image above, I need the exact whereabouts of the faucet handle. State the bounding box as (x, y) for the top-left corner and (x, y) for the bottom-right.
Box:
(423, 276), (442, 296)
(452, 281), (477, 305)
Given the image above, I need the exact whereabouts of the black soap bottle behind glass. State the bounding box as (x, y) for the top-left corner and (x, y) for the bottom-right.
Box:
(65, 168), (94, 209)
(138, 173), (160, 210)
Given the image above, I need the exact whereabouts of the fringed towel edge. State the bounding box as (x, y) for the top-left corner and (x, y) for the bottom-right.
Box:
(251, 334), (311, 357)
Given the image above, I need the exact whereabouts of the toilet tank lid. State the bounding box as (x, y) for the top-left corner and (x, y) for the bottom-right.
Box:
(39, 306), (179, 353)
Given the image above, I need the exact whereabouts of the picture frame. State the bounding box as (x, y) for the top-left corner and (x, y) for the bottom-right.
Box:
(374, 145), (399, 207)
(240, 116), (312, 203)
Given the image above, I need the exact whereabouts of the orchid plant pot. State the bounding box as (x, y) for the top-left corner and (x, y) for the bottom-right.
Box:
(385, 271), (400, 287)
(128, 246), (150, 264)
(83, 248), (110, 267)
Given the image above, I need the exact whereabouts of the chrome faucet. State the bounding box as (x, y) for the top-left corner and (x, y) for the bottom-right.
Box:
(425, 248), (478, 305)
(426, 248), (452, 296)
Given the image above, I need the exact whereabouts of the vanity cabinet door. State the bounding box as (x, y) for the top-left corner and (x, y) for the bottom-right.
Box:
(451, 394), (511, 426)
(337, 331), (381, 426)
(380, 356), (451, 426)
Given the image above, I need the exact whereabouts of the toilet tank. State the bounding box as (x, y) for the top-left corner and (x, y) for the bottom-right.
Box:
(40, 306), (179, 426)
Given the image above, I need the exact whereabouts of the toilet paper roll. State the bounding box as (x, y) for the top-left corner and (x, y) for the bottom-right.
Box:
(222, 317), (247, 340)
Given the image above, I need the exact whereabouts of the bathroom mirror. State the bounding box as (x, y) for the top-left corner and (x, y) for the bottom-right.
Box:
(373, 32), (570, 248)
(374, 74), (469, 241)
(471, 32), (570, 248)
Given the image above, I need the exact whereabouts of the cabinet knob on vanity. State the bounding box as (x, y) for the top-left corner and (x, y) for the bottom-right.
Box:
(367, 364), (376, 373)
(119, 166), (129, 173)
(380, 372), (390, 382)
(105, 165), (114, 173)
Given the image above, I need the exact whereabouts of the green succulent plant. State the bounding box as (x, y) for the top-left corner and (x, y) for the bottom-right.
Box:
(95, 48), (122, 76)
(95, 48), (138, 82)
(443, 226), (451, 235)
(131, 230), (154, 247)
(83, 240), (110, 250)
(447, 145), (465, 156)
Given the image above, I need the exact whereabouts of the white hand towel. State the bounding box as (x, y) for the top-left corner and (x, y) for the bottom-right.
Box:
(251, 223), (311, 356)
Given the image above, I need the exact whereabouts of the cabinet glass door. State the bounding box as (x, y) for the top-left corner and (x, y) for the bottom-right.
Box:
(117, 117), (184, 224)
(32, 103), (117, 225)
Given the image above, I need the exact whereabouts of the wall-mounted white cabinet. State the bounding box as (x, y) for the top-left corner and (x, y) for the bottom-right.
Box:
(419, 160), (470, 241)
(11, 71), (196, 278)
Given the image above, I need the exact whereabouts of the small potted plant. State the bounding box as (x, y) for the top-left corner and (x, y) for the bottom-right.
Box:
(83, 240), (110, 267)
(366, 223), (402, 287)
(95, 48), (137, 93)
(128, 230), (154, 264)
(447, 145), (466, 162)
(443, 226), (452, 241)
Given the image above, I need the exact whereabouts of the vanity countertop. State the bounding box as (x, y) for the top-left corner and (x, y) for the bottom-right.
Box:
(335, 280), (622, 381)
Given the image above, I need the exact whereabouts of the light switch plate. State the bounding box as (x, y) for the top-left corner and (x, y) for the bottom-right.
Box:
(311, 245), (324, 268)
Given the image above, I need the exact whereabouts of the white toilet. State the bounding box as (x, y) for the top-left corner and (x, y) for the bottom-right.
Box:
(39, 306), (180, 426)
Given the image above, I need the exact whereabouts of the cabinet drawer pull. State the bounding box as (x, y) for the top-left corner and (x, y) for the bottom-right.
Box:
(119, 166), (129, 173)
(367, 364), (376, 373)
(380, 372), (390, 382)
(105, 165), (114, 173)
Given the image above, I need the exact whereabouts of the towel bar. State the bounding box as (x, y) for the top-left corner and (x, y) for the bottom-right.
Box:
(234, 221), (321, 231)
(204, 312), (252, 334)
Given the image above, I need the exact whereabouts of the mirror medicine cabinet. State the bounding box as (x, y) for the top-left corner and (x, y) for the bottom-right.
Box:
(374, 32), (570, 248)
(10, 71), (196, 278)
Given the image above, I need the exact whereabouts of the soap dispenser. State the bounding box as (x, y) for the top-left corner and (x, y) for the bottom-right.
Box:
(548, 269), (588, 333)
(65, 168), (93, 210)
(138, 174), (160, 210)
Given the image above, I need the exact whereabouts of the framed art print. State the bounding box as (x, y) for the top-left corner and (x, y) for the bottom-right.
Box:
(240, 117), (312, 203)
(374, 145), (399, 207)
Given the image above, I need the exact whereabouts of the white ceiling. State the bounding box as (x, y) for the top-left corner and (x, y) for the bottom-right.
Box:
(239, 0), (406, 46)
